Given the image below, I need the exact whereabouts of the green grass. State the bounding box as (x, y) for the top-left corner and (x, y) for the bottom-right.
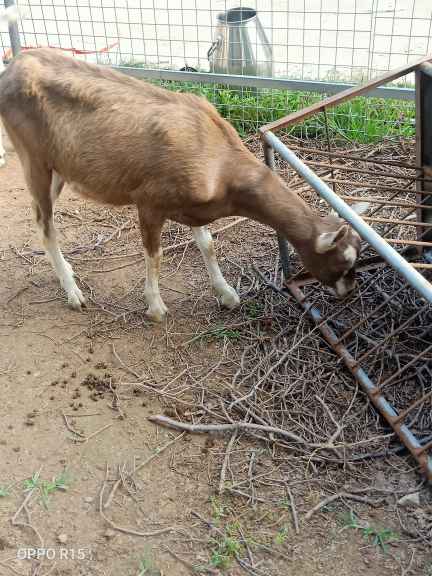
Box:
(23, 470), (70, 509)
(210, 496), (227, 524)
(137, 556), (160, 576)
(209, 523), (243, 570)
(274, 525), (290, 545)
(339, 511), (399, 553)
(0, 485), (10, 498)
(120, 61), (415, 142)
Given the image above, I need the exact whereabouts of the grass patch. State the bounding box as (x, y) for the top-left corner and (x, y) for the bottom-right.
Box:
(339, 511), (399, 553)
(209, 523), (243, 570)
(274, 525), (290, 545)
(23, 469), (70, 509)
(120, 61), (415, 142)
(0, 485), (10, 497)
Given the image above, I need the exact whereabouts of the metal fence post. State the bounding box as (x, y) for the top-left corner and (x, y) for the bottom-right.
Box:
(262, 140), (291, 281)
(4, 0), (21, 57)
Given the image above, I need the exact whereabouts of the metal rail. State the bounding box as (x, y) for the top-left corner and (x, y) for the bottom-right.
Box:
(117, 66), (416, 101)
(262, 130), (432, 304)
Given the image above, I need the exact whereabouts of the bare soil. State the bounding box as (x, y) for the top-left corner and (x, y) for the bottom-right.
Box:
(0, 136), (431, 576)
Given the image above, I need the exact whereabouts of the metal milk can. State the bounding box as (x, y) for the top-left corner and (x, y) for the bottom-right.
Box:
(208, 7), (273, 77)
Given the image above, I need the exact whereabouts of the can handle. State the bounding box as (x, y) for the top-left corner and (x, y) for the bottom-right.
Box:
(207, 35), (222, 61)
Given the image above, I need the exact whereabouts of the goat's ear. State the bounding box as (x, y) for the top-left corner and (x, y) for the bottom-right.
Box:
(315, 225), (349, 254)
(350, 201), (369, 216)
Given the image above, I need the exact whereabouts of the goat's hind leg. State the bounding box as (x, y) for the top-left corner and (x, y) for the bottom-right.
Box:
(31, 168), (86, 310)
(137, 207), (168, 322)
(192, 226), (240, 309)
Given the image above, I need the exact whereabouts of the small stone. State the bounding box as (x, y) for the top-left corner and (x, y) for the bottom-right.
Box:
(57, 533), (68, 544)
(84, 496), (93, 504)
(104, 529), (116, 540)
(13, 447), (20, 452)
(398, 492), (420, 507)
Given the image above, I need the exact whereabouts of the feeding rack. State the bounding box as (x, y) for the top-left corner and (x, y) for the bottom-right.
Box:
(260, 56), (432, 482)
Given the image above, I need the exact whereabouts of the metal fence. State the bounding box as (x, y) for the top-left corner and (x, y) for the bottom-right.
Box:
(1, 1), (432, 133)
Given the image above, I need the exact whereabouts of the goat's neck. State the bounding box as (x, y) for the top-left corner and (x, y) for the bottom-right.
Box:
(234, 165), (318, 251)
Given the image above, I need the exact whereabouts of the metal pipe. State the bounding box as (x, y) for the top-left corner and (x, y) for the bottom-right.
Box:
(117, 66), (416, 101)
(4, 0), (21, 57)
(419, 62), (432, 78)
(263, 130), (432, 303)
(262, 142), (291, 280)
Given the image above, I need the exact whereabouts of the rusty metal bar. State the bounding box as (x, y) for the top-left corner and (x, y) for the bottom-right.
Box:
(337, 195), (432, 211)
(318, 178), (424, 195)
(386, 239), (432, 248)
(284, 143), (421, 170)
(284, 281), (432, 481)
(336, 283), (408, 343)
(417, 439), (432, 456)
(363, 216), (432, 227)
(416, 66), (432, 243)
(378, 344), (432, 389)
(357, 305), (430, 364)
(298, 159), (432, 181)
(260, 54), (432, 134)
(392, 390), (432, 425)
(419, 62), (432, 78)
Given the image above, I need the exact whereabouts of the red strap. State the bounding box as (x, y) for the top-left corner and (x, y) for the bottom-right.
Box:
(3, 41), (119, 60)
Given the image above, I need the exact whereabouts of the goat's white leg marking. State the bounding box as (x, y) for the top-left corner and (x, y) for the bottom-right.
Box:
(40, 221), (85, 310)
(192, 226), (240, 309)
(144, 247), (168, 322)
(35, 172), (85, 310)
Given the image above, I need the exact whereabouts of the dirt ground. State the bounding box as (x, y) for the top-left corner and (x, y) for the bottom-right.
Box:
(0, 135), (431, 576)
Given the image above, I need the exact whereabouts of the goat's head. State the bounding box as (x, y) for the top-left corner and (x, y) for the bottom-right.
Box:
(299, 202), (369, 298)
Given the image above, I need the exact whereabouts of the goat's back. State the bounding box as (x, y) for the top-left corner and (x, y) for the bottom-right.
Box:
(0, 48), (254, 210)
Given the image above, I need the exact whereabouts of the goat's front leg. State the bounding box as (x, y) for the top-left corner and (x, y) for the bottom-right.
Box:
(30, 168), (85, 310)
(192, 226), (240, 309)
(138, 207), (168, 322)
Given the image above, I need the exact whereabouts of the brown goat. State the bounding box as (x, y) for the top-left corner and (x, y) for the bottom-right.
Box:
(0, 48), (367, 321)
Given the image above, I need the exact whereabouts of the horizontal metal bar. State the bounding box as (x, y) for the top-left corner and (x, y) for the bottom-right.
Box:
(260, 54), (432, 133)
(285, 143), (421, 170)
(116, 66), (415, 100)
(363, 216), (432, 227)
(338, 195), (431, 211)
(302, 159), (430, 181)
(263, 130), (432, 303)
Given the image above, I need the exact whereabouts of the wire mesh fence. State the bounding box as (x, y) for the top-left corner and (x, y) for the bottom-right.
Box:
(1, 1), (432, 134)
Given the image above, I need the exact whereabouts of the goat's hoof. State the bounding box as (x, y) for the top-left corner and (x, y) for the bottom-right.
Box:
(146, 304), (168, 323)
(0, 156), (5, 168)
(67, 286), (86, 311)
(218, 286), (240, 310)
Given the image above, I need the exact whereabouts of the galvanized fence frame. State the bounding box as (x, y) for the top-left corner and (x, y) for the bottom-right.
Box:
(260, 58), (432, 481)
(2, 0), (432, 131)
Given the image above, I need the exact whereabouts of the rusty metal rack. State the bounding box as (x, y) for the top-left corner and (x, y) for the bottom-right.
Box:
(260, 55), (432, 482)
